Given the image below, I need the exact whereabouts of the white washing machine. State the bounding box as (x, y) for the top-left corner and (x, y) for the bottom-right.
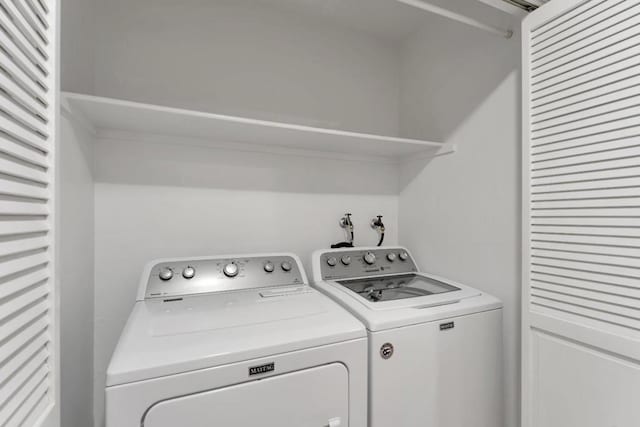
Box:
(106, 253), (367, 427)
(311, 247), (504, 427)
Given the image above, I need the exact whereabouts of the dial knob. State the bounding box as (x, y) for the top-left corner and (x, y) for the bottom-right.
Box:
(327, 257), (338, 267)
(264, 262), (275, 273)
(363, 252), (376, 265)
(182, 266), (196, 279)
(399, 251), (409, 261)
(281, 261), (292, 272)
(159, 267), (173, 281)
(386, 253), (397, 262)
(341, 255), (352, 265)
(223, 262), (239, 277)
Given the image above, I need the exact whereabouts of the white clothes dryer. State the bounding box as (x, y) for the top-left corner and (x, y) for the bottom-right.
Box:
(312, 247), (504, 427)
(106, 253), (367, 427)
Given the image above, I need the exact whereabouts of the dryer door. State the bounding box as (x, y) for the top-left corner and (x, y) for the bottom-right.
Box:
(143, 363), (348, 427)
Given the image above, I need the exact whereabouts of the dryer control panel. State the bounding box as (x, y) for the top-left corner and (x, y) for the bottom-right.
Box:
(144, 254), (305, 299)
(319, 247), (418, 281)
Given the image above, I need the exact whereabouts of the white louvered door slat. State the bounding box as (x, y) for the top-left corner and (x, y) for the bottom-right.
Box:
(0, 332), (48, 385)
(0, 6), (45, 74)
(0, 114), (48, 153)
(0, 364), (48, 424)
(532, 8), (640, 76)
(0, 295), (50, 354)
(531, 0), (635, 58)
(22, 0), (48, 31)
(0, 71), (48, 122)
(0, 157), (48, 183)
(0, 0), (58, 426)
(0, 347), (48, 405)
(0, 48), (46, 102)
(0, 314), (48, 362)
(33, 0), (47, 15)
(530, 0), (609, 47)
(0, 28), (48, 91)
(0, 95), (48, 137)
(0, 269), (48, 300)
(0, 136), (49, 167)
(523, 2), (640, 427)
(0, 201), (48, 216)
(12, 0), (47, 42)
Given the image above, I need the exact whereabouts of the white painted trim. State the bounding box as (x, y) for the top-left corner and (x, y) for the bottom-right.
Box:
(521, 11), (532, 427)
(41, 0), (60, 425)
(47, 0), (61, 425)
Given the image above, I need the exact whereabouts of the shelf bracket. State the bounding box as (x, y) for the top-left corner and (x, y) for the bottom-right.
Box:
(435, 143), (457, 157)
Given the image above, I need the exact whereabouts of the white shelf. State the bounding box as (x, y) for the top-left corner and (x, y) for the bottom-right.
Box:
(62, 93), (446, 160)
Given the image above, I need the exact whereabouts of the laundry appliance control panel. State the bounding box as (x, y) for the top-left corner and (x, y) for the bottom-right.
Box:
(144, 254), (305, 299)
(319, 247), (418, 281)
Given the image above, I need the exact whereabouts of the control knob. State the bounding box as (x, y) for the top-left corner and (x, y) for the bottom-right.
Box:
(327, 257), (338, 267)
(159, 267), (173, 281)
(182, 266), (196, 279)
(341, 255), (352, 265)
(264, 262), (275, 273)
(399, 251), (409, 261)
(281, 261), (292, 272)
(223, 262), (239, 277)
(363, 252), (376, 265)
(386, 253), (397, 262)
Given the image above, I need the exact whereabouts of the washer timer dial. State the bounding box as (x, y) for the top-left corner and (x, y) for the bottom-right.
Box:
(264, 262), (275, 273)
(223, 263), (239, 277)
(363, 252), (376, 265)
(182, 266), (196, 279)
(159, 267), (173, 281)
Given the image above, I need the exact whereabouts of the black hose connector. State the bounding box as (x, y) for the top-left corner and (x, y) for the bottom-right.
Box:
(371, 215), (385, 247)
(331, 213), (355, 248)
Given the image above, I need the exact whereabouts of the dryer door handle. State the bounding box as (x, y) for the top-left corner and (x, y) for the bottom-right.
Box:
(327, 417), (342, 427)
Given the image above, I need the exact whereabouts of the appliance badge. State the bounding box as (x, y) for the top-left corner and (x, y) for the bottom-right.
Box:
(440, 321), (455, 331)
(380, 343), (394, 359)
(249, 362), (275, 376)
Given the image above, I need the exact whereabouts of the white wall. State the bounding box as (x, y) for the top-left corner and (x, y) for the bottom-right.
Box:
(93, 0), (401, 136)
(61, 0), (95, 94)
(399, 20), (521, 427)
(59, 113), (95, 427)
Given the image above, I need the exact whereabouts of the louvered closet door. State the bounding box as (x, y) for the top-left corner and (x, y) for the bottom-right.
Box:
(0, 0), (59, 426)
(522, 1), (640, 427)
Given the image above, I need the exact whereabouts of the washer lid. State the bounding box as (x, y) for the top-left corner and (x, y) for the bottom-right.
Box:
(314, 272), (502, 331)
(334, 273), (481, 311)
(106, 286), (365, 386)
(336, 273), (462, 303)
